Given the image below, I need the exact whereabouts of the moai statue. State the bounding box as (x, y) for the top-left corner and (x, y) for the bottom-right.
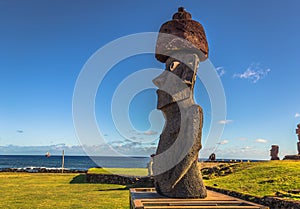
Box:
(296, 124), (300, 155)
(152, 7), (208, 198)
(209, 153), (216, 161)
(270, 145), (280, 160)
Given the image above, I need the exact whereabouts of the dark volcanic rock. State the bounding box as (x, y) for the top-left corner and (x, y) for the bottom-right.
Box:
(152, 9), (208, 197)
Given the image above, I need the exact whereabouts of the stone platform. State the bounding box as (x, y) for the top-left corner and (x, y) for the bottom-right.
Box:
(130, 188), (269, 209)
(283, 155), (300, 160)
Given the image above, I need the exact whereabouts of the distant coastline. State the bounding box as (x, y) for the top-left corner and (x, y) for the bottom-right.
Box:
(0, 155), (266, 173)
(0, 155), (149, 171)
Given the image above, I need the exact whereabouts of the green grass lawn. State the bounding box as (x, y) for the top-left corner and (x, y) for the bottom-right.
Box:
(1, 161), (300, 208)
(0, 172), (128, 209)
(204, 160), (300, 200)
(88, 167), (148, 176)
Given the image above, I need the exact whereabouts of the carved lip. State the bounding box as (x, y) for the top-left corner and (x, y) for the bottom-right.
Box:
(156, 89), (172, 98)
(156, 89), (174, 97)
(156, 89), (173, 110)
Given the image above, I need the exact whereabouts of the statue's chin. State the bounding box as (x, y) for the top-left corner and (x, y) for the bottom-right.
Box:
(157, 90), (173, 109)
(156, 89), (190, 109)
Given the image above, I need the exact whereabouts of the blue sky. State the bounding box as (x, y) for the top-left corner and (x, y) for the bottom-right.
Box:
(0, 0), (300, 159)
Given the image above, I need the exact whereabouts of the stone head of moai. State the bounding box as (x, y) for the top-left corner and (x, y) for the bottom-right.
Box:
(270, 145), (279, 160)
(153, 7), (208, 110)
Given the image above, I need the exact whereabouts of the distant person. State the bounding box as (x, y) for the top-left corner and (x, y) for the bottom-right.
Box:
(45, 152), (51, 158)
(147, 154), (155, 177)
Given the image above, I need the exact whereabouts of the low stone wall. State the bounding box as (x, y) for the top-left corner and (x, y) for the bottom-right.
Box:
(206, 186), (300, 209)
(86, 173), (154, 187)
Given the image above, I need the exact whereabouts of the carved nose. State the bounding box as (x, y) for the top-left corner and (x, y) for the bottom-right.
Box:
(152, 72), (167, 88)
(152, 76), (162, 87)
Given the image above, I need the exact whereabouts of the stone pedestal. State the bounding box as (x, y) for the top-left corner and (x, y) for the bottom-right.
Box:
(283, 142), (300, 160)
(283, 155), (300, 160)
(129, 188), (269, 209)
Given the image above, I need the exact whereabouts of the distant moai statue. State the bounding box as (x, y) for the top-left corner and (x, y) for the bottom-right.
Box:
(270, 145), (279, 160)
(152, 7), (208, 198)
(283, 124), (300, 160)
(296, 124), (300, 155)
(208, 153), (216, 161)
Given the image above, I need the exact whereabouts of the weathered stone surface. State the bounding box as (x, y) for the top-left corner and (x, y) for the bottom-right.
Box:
(152, 44), (207, 197)
(86, 173), (154, 187)
(155, 7), (208, 63)
(270, 145), (280, 160)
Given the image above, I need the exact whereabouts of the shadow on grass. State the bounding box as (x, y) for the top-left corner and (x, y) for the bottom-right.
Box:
(98, 186), (129, 191)
(69, 174), (144, 193)
(70, 174), (87, 184)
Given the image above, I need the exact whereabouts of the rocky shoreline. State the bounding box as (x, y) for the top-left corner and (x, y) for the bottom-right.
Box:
(0, 167), (87, 173)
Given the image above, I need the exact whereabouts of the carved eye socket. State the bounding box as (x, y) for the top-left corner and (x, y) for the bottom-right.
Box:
(170, 61), (180, 71)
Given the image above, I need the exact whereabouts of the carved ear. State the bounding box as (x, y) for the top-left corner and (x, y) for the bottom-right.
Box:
(182, 54), (199, 86)
(170, 61), (180, 71)
(181, 66), (195, 86)
(184, 80), (193, 86)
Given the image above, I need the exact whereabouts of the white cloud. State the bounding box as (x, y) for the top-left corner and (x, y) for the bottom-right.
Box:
(129, 129), (158, 136)
(0, 144), (86, 155)
(143, 130), (158, 136)
(218, 120), (233, 124)
(129, 136), (137, 140)
(216, 66), (226, 77)
(202, 143), (271, 160)
(217, 140), (229, 145)
(233, 63), (270, 83)
(107, 140), (156, 155)
(295, 113), (300, 118)
(254, 138), (268, 143)
(201, 144), (272, 160)
(237, 137), (247, 141)
(240, 146), (253, 153)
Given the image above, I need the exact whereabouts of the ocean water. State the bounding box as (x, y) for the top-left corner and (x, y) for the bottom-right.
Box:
(0, 155), (263, 171)
(0, 155), (150, 171)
